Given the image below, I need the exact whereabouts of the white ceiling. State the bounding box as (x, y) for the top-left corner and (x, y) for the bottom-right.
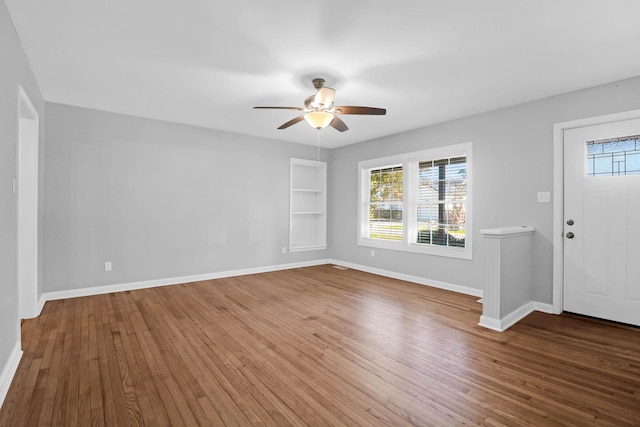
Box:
(6, 0), (640, 148)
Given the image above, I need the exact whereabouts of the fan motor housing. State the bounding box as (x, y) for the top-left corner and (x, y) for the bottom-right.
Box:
(312, 78), (326, 89)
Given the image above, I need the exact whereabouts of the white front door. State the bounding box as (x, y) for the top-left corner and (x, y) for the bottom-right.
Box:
(563, 118), (640, 326)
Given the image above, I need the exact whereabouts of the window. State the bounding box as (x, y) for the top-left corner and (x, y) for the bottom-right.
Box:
(358, 143), (472, 259)
(586, 135), (640, 177)
(369, 165), (403, 241)
(416, 156), (467, 248)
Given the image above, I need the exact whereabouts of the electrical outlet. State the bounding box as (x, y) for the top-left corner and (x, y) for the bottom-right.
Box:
(104, 261), (112, 271)
(371, 249), (375, 257)
(282, 246), (287, 254)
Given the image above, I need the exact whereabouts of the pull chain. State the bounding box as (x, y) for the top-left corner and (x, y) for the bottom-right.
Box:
(316, 129), (320, 161)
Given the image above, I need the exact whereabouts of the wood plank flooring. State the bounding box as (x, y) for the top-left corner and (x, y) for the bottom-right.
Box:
(1, 264), (639, 426)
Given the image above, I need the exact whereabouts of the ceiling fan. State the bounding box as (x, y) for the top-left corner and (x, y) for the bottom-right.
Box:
(254, 78), (386, 132)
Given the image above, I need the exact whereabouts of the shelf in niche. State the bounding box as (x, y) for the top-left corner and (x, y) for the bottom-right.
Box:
(292, 188), (323, 192)
(289, 158), (327, 252)
(289, 244), (328, 252)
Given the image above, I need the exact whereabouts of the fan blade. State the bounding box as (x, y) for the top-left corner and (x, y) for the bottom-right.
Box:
(254, 106), (304, 111)
(330, 115), (349, 132)
(277, 115), (305, 130)
(334, 106), (386, 115)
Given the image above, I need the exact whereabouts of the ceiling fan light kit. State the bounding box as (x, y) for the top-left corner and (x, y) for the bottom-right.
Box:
(313, 86), (335, 109)
(304, 111), (334, 129)
(254, 78), (386, 132)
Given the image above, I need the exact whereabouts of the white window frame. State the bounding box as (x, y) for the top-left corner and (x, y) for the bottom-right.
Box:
(358, 142), (473, 260)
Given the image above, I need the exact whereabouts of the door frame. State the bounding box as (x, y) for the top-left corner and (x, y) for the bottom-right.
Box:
(552, 108), (640, 314)
(16, 84), (39, 319)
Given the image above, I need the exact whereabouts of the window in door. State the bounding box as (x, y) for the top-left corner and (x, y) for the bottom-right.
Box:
(586, 135), (640, 177)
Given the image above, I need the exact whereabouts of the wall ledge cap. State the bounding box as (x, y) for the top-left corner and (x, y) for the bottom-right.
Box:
(480, 225), (535, 236)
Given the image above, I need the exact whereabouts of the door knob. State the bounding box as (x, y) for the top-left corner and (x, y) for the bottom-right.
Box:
(566, 219), (574, 226)
(566, 232), (575, 239)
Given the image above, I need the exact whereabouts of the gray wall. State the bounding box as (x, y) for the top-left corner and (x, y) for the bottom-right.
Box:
(45, 75), (640, 302)
(328, 75), (640, 304)
(0, 0), (45, 377)
(44, 103), (328, 292)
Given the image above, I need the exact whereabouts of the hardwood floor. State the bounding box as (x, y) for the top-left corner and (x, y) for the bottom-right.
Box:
(1, 265), (639, 426)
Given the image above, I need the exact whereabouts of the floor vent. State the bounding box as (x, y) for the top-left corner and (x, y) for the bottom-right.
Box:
(332, 265), (349, 270)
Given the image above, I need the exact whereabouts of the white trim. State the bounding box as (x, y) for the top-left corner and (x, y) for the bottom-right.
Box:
(479, 302), (535, 332)
(552, 108), (640, 315)
(479, 301), (551, 332)
(478, 316), (502, 331)
(479, 226), (535, 236)
(42, 259), (331, 302)
(532, 302), (554, 313)
(16, 84), (40, 320)
(0, 342), (23, 409)
(328, 259), (483, 297)
(36, 294), (46, 316)
(498, 302), (535, 331)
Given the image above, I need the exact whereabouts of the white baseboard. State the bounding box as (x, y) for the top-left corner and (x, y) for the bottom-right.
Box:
(43, 259), (331, 302)
(499, 302), (536, 331)
(478, 315), (502, 331)
(478, 300), (554, 332)
(328, 259), (483, 298)
(36, 294), (46, 317)
(0, 341), (23, 410)
(479, 304), (533, 332)
(532, 301), (554, 313)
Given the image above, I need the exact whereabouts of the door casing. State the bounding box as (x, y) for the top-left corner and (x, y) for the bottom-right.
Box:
(16, 84), (39, 320)
(552, 108), (640, 314)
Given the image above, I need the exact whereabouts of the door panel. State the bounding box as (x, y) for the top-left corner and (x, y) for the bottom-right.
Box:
(564, 118), (640, 326)
(582, 191), (609, 295)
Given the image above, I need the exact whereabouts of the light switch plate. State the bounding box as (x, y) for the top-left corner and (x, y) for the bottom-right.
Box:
(537, 191), (551, 203)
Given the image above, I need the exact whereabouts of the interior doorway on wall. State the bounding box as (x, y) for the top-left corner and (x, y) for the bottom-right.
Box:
(17, 84), (39, 319)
